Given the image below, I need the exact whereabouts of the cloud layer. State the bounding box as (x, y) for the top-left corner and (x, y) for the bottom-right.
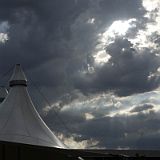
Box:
(0, 0), (160, 149)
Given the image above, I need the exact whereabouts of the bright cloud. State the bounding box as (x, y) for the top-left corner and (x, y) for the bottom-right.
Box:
(0, 33), (9, 43)
(143, 0), (160, 11)
(99, 19), (136, 45)
(130, 0), (160, 49)
(93, 50), (111, 65)
(0, 21), (9, 43)
(87, 18), (95, 24)
(58, 133), (99, 149)
(59, 89), (160, 120)
(107, 19), (136, 37)
(92, 19), (136, 66)
(85, 113), (95, 120)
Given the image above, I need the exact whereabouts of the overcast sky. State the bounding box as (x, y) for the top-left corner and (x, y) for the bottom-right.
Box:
(0, 0), (160, 149)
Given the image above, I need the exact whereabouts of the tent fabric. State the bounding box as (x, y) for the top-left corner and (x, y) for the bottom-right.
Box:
(0, 64), (65, 148)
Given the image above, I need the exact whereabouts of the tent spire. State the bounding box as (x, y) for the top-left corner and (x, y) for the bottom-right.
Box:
(9, 64), (27, 87)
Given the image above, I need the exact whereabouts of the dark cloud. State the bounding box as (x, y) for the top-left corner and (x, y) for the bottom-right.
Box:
(99, 0), (145, 21)
(0, 0), (152, 99)
(130, 103), (154, 113)
(0, 0), (89, 73)
(0, 0), (160, 149)
(49, 107), (160, 149)
(0, 0), (90, 100)
(42, 90), (160, 149)
(74, 38), (160, 96)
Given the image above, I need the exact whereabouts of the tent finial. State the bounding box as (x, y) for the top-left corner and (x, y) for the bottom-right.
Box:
(9, 64), (27, 87)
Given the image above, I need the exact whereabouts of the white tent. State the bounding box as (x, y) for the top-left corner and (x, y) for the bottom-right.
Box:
(0, 64), (65, 148)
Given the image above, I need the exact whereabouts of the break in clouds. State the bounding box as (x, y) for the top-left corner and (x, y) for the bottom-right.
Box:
(0, 0), (160, 149)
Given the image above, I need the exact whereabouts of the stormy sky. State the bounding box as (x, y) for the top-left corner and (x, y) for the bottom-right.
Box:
(0, 0), (160, 149)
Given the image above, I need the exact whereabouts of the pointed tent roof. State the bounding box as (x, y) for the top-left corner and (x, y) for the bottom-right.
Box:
(0, 64), (65, 148)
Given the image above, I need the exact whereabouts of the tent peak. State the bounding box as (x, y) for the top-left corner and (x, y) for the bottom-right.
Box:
(0, 65), (65, 148)
(9, 64), (27, 87)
